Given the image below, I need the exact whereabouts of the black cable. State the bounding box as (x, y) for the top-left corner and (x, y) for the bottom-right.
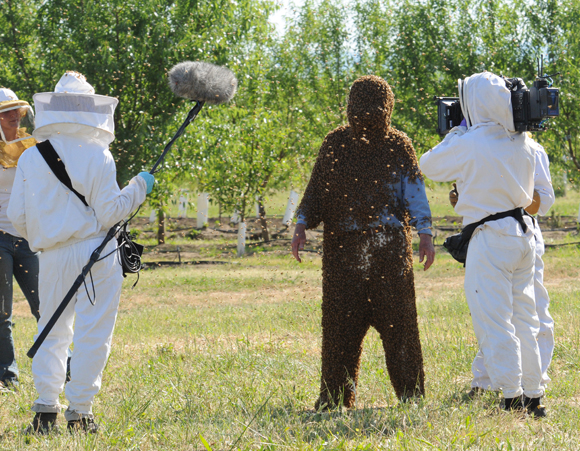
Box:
(116, 220), (143, 279)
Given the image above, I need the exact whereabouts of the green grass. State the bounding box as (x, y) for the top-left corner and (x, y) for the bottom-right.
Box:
(2, 246), (580, 449)
(2, 188), (580, 449)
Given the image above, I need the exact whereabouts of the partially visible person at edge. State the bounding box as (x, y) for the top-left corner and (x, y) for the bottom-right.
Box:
(455, 133), (555, 397)
(291, 75), (435, 411)
(0, 88), (40, 392)
(7, 72), (154, 434)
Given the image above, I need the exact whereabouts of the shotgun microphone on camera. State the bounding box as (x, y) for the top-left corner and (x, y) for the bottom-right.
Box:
(168, 61), (238, 105)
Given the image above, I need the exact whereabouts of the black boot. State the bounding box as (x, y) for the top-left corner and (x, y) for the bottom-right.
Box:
(467, 387), (485, 399)
(523, 396), (547, 418)
(502, 395), (524, 412)
(68, 417), (99, 434)
(25, 412), (58, 435)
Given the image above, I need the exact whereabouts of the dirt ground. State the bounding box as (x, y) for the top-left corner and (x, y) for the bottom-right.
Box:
(10, 214), (579, 318)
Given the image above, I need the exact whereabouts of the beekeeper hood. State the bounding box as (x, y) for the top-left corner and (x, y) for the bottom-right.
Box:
(0, 88), (36, 167)
(458, 71), (516, 133)
(33, 71), (118, 146)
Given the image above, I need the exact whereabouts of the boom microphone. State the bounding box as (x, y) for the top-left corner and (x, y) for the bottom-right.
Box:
(149, 61), (238, 174)
(28, 61), (237, 359)
(168, 61), (238, 105)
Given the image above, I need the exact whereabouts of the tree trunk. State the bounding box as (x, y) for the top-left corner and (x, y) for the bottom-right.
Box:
(566, 131), (580, 171)
(157, 208), (165, 244)
(257, 196), (270, 242)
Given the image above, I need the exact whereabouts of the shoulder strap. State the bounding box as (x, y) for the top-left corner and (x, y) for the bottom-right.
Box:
(36, 140), (89, 207)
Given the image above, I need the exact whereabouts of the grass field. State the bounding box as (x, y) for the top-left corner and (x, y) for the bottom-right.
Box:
(2, 187), (580, 450)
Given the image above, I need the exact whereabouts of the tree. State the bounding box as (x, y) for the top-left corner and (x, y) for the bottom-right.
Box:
(519, 0), (578, 189)
(1, 0), (277, 179)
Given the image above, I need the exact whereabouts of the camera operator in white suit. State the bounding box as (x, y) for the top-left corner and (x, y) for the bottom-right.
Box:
(470, 136), (555, 393)
(7, 72), (154, 433)
(420, 71), (546, 417)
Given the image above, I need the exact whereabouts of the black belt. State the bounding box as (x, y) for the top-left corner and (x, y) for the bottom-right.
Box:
(462, 207), (530, 243)
(443, 207), (531, 265)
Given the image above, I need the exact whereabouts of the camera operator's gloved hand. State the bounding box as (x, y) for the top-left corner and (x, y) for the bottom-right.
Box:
(449, 182), (458, 208)
(138, 172), (155, 194)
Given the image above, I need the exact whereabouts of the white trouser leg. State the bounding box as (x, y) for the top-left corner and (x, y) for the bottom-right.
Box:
(465, 226), (542, 399)
(471, 349), (493, 390)
(32, 247), (78, 411)
(65, 242), (122, 416)
(471, 229), (553, 391)
(534, 251), (554, 387)
(511, 244), (543, 398)
(32, 237), (122, 415)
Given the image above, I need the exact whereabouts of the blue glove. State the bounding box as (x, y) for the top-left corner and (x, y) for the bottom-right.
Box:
(138, 172), (155, 194)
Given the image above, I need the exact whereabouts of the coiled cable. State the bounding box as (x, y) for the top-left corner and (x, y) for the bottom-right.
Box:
(117, 221), (143, 284)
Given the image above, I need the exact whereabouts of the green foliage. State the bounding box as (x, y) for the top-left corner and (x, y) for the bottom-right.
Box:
(1, 0), (580, 217)
(186, 228), (202, 239)
(0, 0), (276, 181)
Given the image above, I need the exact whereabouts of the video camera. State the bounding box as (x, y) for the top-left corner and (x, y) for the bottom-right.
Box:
(434, 61), (560, 136)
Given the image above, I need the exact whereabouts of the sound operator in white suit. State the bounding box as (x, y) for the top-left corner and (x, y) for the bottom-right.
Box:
(8, 72), (154, 433)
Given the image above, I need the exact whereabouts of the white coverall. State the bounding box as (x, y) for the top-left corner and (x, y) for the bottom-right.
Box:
(472, 140), (555, 390)
(420, 71), (543, 399)
(7, 73), (146, 419)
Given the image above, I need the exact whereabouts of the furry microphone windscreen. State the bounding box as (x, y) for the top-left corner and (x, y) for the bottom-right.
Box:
(168, 61), (238, 105)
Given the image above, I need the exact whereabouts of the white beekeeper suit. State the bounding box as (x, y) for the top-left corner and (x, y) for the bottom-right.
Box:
(7, 72), (147, 421)
(472, 138), (555, 390)
(420, 71), (543, 401)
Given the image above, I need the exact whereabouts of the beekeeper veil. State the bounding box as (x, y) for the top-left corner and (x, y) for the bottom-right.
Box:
(0, 88), (36, 167)
(457, 71), (515, 133)
(33, 71), (119, 146)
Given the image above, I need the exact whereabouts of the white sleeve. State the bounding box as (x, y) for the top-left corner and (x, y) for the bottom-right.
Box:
(419, 127), (466, 182)
(533, 145), (555, 216)
(6, 165), (28, 239)
(86, 153), (147, 229)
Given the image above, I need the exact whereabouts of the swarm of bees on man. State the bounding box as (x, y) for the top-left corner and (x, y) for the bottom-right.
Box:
(296, 75), (430, 409)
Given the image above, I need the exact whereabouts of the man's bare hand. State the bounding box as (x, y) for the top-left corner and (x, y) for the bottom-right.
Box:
(525, 190), (541, 215)
(291, 223), (307, 263)
(419, 233), (435, 271)
(449, 182), (458, 208)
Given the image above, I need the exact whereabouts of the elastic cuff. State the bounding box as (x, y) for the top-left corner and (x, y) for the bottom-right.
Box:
(31, 403), (62, 414)
(502, 387), (523, 399)
(523, 388), (544, 398)
(64, 407), (93, 421)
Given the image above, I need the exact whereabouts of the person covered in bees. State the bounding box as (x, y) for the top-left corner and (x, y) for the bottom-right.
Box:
(0, 88), (40, 392)
(291, 75), (435, 410)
